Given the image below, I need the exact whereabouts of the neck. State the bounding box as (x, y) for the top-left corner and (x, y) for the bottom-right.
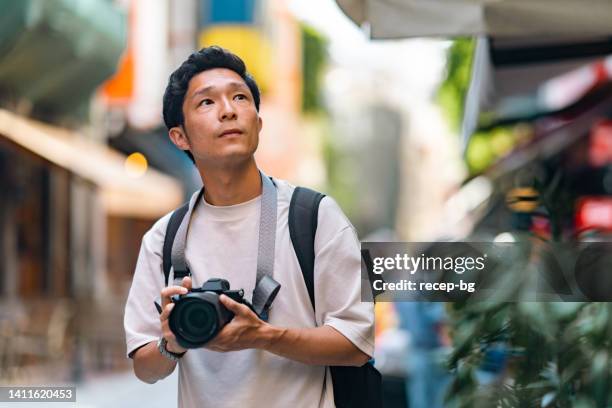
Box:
(197, 159), (262, 206)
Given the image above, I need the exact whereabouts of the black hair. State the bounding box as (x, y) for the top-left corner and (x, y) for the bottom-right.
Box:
(162, 46), (261, 163)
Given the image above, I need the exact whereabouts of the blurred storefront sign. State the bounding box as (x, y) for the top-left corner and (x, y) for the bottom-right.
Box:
(0, 0), (126, 118)
(198, 0), (273, 92)
(101, 0), (174, 129)
(336, 0), (612, 39)
(576, 197), (612, 232)
(589, 120), (612, 167)
(199, 26), (273, 92)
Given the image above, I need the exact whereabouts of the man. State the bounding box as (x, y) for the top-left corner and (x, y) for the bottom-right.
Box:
(123, 46), (374, 407)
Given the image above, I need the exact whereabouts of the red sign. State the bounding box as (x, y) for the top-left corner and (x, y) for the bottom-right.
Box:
(589, 120), (612, 167)
(576, 197), (612, 232)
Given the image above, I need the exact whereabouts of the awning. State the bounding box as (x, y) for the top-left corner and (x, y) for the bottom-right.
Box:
(485, 81), (612, 180)
(0, 109), (183, 218)
(335, 0), (612, 150)
(336, 0), (612, 39)
(109, 129), (203, 200)
(462, 38), (612, 148)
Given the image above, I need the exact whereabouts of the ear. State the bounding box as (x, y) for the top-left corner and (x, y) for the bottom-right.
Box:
(168, 126), (191, 151)
(257, 115), (263, 133)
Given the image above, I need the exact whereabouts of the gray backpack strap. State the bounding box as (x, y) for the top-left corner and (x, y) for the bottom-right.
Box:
(251, 174), (281, 320)
(170, 189), (204, 285)
(162, 202), (190, 286)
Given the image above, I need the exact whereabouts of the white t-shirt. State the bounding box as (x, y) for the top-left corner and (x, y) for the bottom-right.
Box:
(123, 179), (374, 408)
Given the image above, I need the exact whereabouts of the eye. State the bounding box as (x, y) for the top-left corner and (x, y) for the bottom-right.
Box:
(198, 98), (213, 106)
(234, 94), (247, 101)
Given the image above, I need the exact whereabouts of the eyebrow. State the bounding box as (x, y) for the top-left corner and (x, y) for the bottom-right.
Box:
(190, 81), (249, 100)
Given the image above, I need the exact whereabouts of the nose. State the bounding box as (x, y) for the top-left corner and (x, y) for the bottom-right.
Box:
(219, 97), (237, 121)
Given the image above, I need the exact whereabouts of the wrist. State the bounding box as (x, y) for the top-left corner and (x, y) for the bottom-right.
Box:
(166, 341), (187, 355)
(258, 323), (286, 351)
(158, 338), (186, 361)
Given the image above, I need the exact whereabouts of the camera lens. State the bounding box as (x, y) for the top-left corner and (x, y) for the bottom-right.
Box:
(175, 298), (218, 345)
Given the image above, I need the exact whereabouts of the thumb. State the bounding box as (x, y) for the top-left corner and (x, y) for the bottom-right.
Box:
(182, 276), (192, 291)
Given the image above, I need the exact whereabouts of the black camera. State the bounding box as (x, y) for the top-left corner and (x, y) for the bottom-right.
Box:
(168, 278), (255, 348)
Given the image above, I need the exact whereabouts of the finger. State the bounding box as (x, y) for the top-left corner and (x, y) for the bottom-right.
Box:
(160, 303), (175, 321)
(161, 286), (188, 307)
(161, 286), (189, 299)
(182, 276), (192, 291)
(219, 294), (250, 315)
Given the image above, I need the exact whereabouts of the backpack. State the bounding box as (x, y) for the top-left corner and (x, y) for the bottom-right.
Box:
(162, 186), (383, 408)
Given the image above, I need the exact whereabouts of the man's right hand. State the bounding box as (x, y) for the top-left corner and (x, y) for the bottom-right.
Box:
(159, 276), (192, 354)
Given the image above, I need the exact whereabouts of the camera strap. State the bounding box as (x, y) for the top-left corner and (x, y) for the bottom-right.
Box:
(169, 170), (281, 321)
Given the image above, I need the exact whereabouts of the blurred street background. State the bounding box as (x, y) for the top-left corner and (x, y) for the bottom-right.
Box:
(1, 0), (612, 407)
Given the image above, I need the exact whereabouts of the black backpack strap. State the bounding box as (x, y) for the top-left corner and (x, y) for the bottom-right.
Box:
(288, 187), (325, 311)
(289, 187), (383, 408)
(162, 202), (190, 286)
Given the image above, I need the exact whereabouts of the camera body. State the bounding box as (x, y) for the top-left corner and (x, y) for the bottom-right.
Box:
(168, 278), (254, 348)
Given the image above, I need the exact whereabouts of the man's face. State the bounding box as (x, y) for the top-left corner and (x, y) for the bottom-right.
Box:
(169, 68), (262, 167)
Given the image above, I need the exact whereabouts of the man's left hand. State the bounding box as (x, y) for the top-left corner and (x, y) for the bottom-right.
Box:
(203, 295), (369, 367)
(204, 294), (272, 352)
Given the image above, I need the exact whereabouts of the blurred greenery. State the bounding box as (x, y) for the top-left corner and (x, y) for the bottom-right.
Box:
(437, 37), (475, 133)
(465, 123), (536, 175)
(301, 23), (327, 113)
(447, 299), (612, 408)
(321, 127), (358, 220)
(299, 24), (358, 221)
(446, 162), (612, 406)
(466, 127), (514, 174)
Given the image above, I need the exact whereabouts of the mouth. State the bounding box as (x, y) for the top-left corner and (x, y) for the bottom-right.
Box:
(219, 129), (243, 138)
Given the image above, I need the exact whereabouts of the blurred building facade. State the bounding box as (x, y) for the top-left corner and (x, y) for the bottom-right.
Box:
(321, 38), (462, 239)
(0, 0), (325, 384)
(0, 0), (190, 383)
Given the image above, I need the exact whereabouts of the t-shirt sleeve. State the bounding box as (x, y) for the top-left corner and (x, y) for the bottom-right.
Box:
(313, 197), (375, 358)
(123, 215), (170, 359)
